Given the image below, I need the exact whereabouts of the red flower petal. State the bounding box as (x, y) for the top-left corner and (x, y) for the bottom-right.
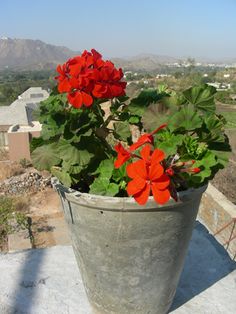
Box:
(140, 145), (152, 162)
(133, 183), (151, 205)
(91, 49), (102, 61)
(151, 184), (170, 205)
(81, 92), (93, 107)
(114, 143), (131, 168)
(58, 79), (71, 93)
(152, 174), (170, 190)
(130, 134), (153, 151)
(69, 77), (80, 89)
(151, 149), (165, 164)
(127, 177), (146, 196)
(126, 160), (147, 180)
(149, 163), (164, 181)
(151, 124), (167, 135)
(67, 91), (83, 108)
(56, 64), (64, 75)
(109, 83), (124, 97)
(92, 83), (108, 98)
(130, 125), (167, 152)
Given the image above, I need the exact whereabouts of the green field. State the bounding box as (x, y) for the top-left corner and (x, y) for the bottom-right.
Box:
(220, 112), (236, 129)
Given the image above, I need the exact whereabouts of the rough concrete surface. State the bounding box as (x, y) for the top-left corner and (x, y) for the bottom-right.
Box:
(0, 222), (235, 314)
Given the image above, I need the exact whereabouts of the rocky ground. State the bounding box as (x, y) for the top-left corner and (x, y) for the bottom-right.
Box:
(0, 169), (51, 196)
(0, 164), (70, 252)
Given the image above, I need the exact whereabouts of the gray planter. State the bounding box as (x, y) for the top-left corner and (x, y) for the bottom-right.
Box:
(52, 178), (207, 314)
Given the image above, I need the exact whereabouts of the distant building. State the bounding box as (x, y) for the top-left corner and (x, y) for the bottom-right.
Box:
(156, 74), (171, 79)
(207, 82), (231, 91)
(0, 87), (49, 160)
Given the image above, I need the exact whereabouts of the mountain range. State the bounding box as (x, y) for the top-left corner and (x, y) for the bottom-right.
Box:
(0, 37), (235, 71)
(0, 37), (80, 70)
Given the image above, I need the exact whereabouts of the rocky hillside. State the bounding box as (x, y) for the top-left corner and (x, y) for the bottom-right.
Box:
(0, 37), (79, 70)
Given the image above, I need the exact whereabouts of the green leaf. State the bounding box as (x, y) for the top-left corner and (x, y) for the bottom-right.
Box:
(62, 161), (83, 174)
(157, 134), (184, 156)
(128, 89), (161, 117)
(31, 143), (61, 171)
(161, 93), (186, 108)
(106, 183), (120, 196)
(196, 151), (217, 168)
(93, 159), (114, 178)
(114, 121), (131, 141)
(213, 150), (230, 167)
(201, 114), (226, 142)
(40, 114), (66, 140)
(168, 104), (202, 132)
(57, 140), (93, 166)
(141, 103), (168, 132)
(112, 163), (127, 182)
(89, 177), (119, 196)
(183, 84), (216, 113)
(30, 137), (44, 152)
(192, 151), (218, 183)
(129, 116), (140, 124)
(51, 167), (72, 187)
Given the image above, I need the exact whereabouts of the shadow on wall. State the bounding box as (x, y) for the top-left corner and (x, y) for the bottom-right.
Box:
(170, 221), (236, 311)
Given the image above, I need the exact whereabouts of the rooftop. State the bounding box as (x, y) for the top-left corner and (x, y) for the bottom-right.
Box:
(0, 87), (49, 127)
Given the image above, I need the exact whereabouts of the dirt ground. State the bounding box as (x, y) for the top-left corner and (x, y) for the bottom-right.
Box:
(212, 160), (236, 204)
(211, 128), (236, 204)
(212, 130), (236, 204)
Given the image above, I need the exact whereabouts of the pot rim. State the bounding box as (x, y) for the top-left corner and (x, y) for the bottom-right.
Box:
(52, 177), (208, 211)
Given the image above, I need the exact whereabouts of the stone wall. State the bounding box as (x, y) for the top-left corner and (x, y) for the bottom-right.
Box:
(198, 183), (236, 259)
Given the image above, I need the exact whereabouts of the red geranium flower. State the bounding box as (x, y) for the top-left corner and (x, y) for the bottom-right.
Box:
(92, 61), (126, 99)
(114, 143), (131, 168)
(126, 145), (170, 205)
(130, 124), (167, 151)
(55, 49), (127, 109)
(56, 62), (71, 93)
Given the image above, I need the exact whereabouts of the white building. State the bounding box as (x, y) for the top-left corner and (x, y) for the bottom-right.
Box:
(0, 87), (49, 148)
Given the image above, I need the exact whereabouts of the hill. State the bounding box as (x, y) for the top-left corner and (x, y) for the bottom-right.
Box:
(0, 37), (80, 70)
(111, 53), (179, 72)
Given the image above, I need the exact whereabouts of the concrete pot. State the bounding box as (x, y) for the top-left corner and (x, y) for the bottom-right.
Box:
(53, 178), (207, 314)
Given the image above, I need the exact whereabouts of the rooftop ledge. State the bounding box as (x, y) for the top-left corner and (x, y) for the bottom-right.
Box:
(8, 121), (42, 133)
(0, 221), (236, 313)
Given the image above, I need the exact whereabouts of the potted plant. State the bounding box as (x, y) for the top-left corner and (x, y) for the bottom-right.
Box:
(31, 49), (231, 314)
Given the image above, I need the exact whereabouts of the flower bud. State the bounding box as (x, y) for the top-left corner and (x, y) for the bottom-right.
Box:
(166, 168), (174, 176)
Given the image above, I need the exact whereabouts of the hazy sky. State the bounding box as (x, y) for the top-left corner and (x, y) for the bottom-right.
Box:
(0, 0), (235, 59)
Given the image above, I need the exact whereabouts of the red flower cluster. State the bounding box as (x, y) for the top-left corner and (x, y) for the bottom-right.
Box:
(127, 145), (170, 205)
(55, 49), (127, 108)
